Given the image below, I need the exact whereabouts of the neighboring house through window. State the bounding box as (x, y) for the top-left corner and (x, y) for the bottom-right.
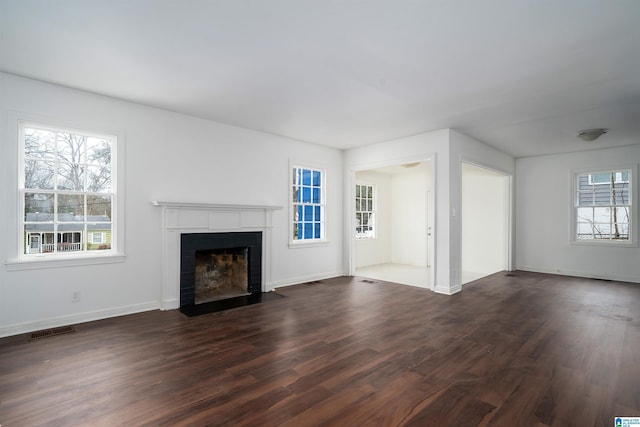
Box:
(574, 168), (632, 243)
(291, 165), (325, 242)
(21, 122), (115, 256)
(355, 184), (375, 239)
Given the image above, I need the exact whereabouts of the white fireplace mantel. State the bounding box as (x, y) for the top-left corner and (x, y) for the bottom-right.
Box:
(152, 201), (282, 309)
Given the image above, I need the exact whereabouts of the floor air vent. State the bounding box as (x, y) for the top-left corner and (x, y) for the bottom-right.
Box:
(29, 326), (76, 340)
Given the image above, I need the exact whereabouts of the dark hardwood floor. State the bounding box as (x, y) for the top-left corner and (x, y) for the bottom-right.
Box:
(1, 271), (639, 426)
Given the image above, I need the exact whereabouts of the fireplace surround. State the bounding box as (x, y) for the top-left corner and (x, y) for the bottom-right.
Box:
(180, 231), (262, 306)
(153, 201), (281, 310)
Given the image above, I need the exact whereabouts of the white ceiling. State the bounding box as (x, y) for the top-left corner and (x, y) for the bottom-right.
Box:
(1, 1), (639, 158)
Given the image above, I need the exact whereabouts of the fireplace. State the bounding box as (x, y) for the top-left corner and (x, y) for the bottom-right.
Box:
(180, 232), (262, 308)
(153, 201), (281, 310)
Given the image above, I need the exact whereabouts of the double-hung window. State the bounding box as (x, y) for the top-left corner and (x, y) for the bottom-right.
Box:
(291, 166), (325, 242)
(355, 184), (375, 239)
(574, 168), (633, 243)
(20, 122), (116, 256)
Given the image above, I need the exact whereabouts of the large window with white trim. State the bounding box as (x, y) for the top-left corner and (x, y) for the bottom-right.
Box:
(574, 169), (632, 242)
(291, 166), (325, 241)
(20, 122), (115, 256)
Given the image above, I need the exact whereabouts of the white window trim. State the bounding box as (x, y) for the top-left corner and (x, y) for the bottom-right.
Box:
(569, 165), (638, 247)
(288, 159), (328, 248)
(355, 182), (376, 240)
(4, 112), (126, 270)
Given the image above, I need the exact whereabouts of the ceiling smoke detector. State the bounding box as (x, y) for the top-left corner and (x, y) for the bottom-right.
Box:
(577, 128), (608, 142)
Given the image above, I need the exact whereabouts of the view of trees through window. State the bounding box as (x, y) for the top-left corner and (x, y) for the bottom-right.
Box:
(22, 124), (114, 255)
(576, 170), (631, 241)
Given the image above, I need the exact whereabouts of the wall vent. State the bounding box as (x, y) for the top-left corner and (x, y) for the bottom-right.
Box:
(29, 326), (76, 340)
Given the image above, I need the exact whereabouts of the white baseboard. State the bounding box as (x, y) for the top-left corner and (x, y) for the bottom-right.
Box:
(0, 301), (160, 339)
(516, 265), (640, 284)
(434, 284), (462, 295)
(269, 271), (345, 290)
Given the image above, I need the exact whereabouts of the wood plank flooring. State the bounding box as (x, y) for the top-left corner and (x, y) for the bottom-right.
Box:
(1, 271), (639, 426)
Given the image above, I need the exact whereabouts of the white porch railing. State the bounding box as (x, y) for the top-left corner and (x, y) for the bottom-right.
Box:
(58, 242), (82, 252)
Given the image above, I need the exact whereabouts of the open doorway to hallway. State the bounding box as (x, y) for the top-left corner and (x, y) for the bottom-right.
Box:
(353, 160), (432, 288)
(461, 162), (511, 284)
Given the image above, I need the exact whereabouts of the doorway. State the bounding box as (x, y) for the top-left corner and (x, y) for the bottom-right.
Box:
(353, 160), (432, 288)
(461, 162), (511, 284)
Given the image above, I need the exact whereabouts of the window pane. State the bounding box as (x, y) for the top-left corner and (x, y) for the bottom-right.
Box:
(87, 229), (110, 251)
(58, 163), (85, 191)
(25, 192), (54, 221)
(86, 166), (111, 192)
(57, 132), (86, 164)
(613, 186), (630, 204)
(24, 128), (57, 160)
(87, 194), (112, 220)
(58, 194), (85, 221)
(593, 207), (611, 223)
(304, 205), (313, 221)
(302, 169), (311, 186)
(355, 185), (360, 197)
(304, 223), (313, 239)
(615, 223), (630, 239)
(313, 188), (320, 203)
(302, 187), (311, 202)
(577, 174), (590, 190)
(292, 187), (300, 202)
(25, 160), (55, 189)
(615, 207), (630, 222)
(314, 223), (321, 238)
(86, 137), (110, 166)
(314, 206), (321, 221)
(576, 190), (593, 206)
(296, 205), (302, 221)
(591, 173), (611, 184)
(367, 200), (373, 211)
(313, 170), (321, 187)
(577, 222), (593, 239)
(367, 186), (373, 198)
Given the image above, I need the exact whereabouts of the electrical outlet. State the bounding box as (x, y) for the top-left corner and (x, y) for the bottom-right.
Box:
(71, 291), (81, 302)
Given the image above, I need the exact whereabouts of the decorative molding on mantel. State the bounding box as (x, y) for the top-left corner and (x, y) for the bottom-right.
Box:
(151, 201), (282, 212)
(153, 201), (282, 310)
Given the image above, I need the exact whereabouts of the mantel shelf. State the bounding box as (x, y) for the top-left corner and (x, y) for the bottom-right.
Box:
(151, 201), (282, 211)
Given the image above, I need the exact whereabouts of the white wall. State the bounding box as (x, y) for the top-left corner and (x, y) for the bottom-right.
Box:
(355, 171), (391, 268)
(390, 169), (429, 266)
(516, 145), (640, 283)
(461, 163), (508, 279)
(0, 73), (344, 337)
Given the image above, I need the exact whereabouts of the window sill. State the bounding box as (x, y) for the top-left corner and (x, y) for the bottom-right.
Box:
(5, 253), (126, 271)
(288, 239), (329, 249)
(569, 240), (638, 248)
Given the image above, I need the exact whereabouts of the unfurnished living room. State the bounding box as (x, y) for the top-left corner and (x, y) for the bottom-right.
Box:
(1, 1), (639, 426)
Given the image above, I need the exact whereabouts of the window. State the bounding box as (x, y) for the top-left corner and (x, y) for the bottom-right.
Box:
(89, 232), (105, 244)
(355, 184), (375, 239)
(291, 166), (324, 241)
(21, 122), (115, 256)
(574, 169), (632, 242)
